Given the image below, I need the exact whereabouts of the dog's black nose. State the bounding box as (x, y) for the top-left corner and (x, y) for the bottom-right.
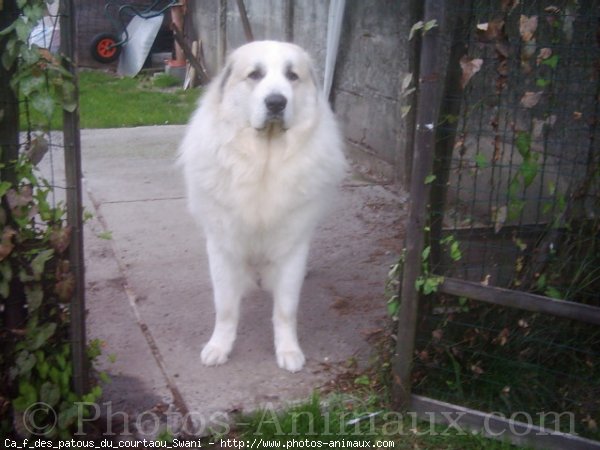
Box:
(265, 93), (287, 113)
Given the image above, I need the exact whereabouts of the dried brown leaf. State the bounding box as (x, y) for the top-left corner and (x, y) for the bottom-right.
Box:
(537, 47), (552, 65)
(6, 186), (33, 210)
(55, 260), (75, 302)
(477, 19), (505, 41)
(544, 6), (561, 14)
(0, 227), (16, 261)
(494, 327), (510, 346)
(460, 56), (483, 89)
(520, 91), (543, 108)
(495, 42), (510, 59)
(502, 0), (519, 13)
(519, 15), (538, 42)
(49, 226), (71, 254)
(470, 363), (485, 375)
(25, 134), (49, 166)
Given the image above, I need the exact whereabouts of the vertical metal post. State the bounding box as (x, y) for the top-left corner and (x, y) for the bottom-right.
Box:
(283, 0), (294, 42)
(392, 0), (448, 410)
(60, 0), (88, 396)
(217, 0), (228, 70)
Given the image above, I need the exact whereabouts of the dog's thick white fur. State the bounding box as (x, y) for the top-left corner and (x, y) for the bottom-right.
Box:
(179, 40), (347, 372)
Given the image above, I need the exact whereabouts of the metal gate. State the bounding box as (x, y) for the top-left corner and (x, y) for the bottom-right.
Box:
(393, 1), (600, 448)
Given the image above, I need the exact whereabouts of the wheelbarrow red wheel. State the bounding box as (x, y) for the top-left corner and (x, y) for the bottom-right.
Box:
(90, 33), (121, 64)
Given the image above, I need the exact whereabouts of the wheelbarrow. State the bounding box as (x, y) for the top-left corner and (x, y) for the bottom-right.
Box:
(90, 0), (178, 64)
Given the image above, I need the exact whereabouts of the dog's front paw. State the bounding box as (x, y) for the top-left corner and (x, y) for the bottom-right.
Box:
(276, 349), (305, 372)
(201, 342), (231, 366)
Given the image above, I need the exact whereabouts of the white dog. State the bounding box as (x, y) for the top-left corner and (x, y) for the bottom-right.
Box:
(179, 41), (347, 372)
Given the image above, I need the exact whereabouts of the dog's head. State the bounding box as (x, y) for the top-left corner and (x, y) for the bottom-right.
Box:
(216, 41), (319, 133)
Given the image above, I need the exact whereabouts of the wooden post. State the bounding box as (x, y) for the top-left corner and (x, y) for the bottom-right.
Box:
(392, 0), (448, 411)
(235, 0), (254, 42)
(429, 4), (470, 269)
(60, 0), (88, 396)
(172, 24), (210, 84)
(0, 0), (27, 329)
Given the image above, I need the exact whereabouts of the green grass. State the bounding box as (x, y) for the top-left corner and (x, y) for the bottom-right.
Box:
(227, 392), (524, 449)
(22, 70), (200, 130)
(78, 71), (199, 128)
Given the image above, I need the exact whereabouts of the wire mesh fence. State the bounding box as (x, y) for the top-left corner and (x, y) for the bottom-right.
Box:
(0, 0), (87, 437)
(396, 0), (600, 445)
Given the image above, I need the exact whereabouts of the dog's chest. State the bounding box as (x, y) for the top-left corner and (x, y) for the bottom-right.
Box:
(220, 145), (308, 229)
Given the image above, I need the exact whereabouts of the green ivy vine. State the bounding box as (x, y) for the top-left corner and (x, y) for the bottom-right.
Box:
(1, 0), (101, 439)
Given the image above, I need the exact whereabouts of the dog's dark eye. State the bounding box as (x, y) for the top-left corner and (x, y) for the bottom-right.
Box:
(285, 70), (299, 81)
(247, 69), (264, 81)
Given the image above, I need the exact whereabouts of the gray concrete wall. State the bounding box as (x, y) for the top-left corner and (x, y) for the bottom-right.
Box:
(187, 0), (412, 184)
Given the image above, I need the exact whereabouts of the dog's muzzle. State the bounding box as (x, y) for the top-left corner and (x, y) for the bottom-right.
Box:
(264, 93), (287, 123)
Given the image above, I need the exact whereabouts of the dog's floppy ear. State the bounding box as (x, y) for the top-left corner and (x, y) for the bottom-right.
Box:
(218, 63), (233, 100)
(309, 66), (320, 92)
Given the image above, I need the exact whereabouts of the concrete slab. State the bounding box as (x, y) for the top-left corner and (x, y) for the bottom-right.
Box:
(80, 125), (407, 436)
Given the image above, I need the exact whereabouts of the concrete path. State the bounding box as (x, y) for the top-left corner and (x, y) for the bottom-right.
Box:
(80, 126), (406, 437)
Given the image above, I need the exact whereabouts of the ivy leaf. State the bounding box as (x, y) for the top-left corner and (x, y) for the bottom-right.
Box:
(423, 19), (438, 33)
(25, 284), (44, 312)
(422, 245), (431, 260)
(1, 36), (20, 70)
(31, 93), (55, 120)
(14, 350), (36, 377)
(520, 159), (539, 187)
(450, 241), (462, 261)
(19, 73), (45, 97)
(40, 381), (61, 407)
(58, 404), (80, 430)
(541, 54), (559, 69)
(545, 286), (562, 299)
(31, 249), (54, 280)
(474, 153), (489, 169)
(15, 18), (32, 42)
(515, 131), (531, 158)
(13, 380), (38, 412)
(60, 80), (78, 113)
(354, 375), (371, 386)
(37, 359), (50, 380)
(409, 21), (424, 40)
(0, 261), (12, 297)
(387, 298), (399, 317)
(29, 322), (57, 350)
